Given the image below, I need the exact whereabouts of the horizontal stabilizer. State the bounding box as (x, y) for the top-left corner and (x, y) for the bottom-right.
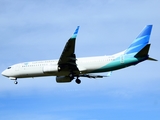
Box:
(148, 57), (158, 61)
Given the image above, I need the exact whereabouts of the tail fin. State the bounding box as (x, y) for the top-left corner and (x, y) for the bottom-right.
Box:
(125, 25), (157, 61)
(125, 25), (152, 55)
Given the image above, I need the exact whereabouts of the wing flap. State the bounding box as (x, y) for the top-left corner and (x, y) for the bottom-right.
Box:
(80, 72), (112, 78)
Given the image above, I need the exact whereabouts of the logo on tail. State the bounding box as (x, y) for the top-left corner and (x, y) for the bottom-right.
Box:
(125, 25), (152, 55)
(125, 25), (157, 61)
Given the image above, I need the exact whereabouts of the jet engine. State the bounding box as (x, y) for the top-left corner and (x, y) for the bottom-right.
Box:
(56, 76), (72, 83)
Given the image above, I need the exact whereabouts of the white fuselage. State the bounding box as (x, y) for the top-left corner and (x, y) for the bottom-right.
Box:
(2, 51), (124, 80)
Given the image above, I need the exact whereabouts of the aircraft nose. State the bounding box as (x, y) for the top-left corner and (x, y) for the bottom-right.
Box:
(1, 70), (8, 77)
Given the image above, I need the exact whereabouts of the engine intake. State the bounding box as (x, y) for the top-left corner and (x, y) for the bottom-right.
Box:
(56, 76), (72, 83)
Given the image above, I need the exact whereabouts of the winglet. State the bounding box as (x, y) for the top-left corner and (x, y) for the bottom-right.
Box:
(71, 26), (80, 39)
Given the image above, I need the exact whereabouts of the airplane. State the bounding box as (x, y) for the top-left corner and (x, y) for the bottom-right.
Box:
(1, 25), (157, 84)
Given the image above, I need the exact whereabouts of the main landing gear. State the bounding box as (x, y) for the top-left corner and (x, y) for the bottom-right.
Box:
(75, 78), (81, 84)
(69, 73), (81, 84)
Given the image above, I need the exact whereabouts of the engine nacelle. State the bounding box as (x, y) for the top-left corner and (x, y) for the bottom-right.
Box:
(43, 65), (58, 73)
(56, 76), (72, 83)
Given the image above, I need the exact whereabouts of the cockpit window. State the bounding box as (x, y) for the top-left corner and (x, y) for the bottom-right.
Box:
(7, 67), (11, 69)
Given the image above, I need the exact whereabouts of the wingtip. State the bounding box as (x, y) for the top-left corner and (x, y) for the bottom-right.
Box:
(74, 26), (80, 34)
(71, 26), (80, 38)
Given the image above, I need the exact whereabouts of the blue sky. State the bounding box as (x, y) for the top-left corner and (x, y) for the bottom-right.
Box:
(0, 0), (160, 120)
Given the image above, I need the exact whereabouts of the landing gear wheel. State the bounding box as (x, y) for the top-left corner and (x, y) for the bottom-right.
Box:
(14, 80), (18, 84)
(75, 79), (81, 84)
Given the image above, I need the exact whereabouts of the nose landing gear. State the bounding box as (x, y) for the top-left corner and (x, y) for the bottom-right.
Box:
(14, 80), (18, 84)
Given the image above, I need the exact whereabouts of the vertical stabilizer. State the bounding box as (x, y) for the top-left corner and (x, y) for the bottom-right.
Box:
(125, 25), (152, 55)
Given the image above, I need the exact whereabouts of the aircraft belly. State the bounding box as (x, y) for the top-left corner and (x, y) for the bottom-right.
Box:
(16, 67), (44, 78)
(43, 65), (58, 73)
(16, 66), (71, 78)
(78, 62), (106, 73)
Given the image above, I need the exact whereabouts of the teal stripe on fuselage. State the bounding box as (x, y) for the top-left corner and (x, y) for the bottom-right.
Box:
(91, 56), (147, 73)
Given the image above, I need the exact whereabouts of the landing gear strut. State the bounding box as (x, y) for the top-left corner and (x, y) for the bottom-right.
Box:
(14, 80), (18, 84)
(69, 73), (81, 84)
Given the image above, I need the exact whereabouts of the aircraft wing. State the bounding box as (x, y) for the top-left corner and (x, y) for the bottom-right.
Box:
(80, 74), (104, 78)
(80, 72), (112, 78)
(58, 26), (80, 75)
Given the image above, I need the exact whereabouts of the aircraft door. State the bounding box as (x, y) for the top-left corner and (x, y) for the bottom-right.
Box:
(120, 55), (124, 64)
